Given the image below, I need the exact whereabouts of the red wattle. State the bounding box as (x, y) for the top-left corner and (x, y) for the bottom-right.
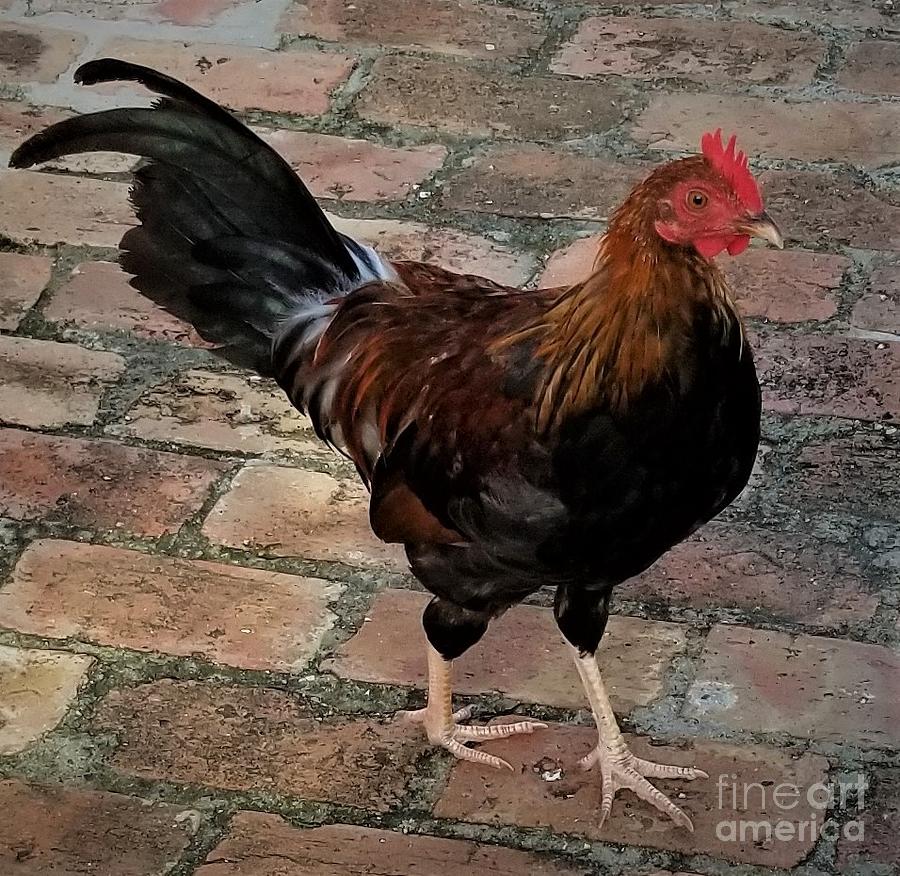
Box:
(727, 235), (751, 256)
(693, 234), (751, 259)
(693, 236), (729, 259)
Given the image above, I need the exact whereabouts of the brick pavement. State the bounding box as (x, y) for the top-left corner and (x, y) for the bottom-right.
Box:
(0, 0), (898, 873)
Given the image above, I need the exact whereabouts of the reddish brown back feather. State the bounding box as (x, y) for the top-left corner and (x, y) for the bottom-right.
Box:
(299, 273), (552, 542)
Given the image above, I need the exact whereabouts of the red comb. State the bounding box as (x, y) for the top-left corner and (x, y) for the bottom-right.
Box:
(700, 129), (763, 214)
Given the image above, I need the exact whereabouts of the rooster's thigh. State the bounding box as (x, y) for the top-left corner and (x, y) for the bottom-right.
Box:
(554, 582), (614, 655)
(421, 597), (493, 661)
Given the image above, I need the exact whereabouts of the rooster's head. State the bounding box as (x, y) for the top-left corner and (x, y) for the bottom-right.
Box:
(649, 129), (783, 260)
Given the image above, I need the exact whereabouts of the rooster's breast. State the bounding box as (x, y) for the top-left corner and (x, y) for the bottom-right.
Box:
(546, 322), (761, 586)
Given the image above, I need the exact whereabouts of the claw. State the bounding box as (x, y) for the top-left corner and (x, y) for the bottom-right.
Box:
(399, 706), (544, 771)
(582, 743), (703, 831)
(570, 647), (704, 831)
(400, 645), (547, 771)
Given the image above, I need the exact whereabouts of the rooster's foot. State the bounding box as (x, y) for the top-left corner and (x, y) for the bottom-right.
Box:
(397, 704), (546, 770)
(571, 646), (706, 831)
(579, 743), (707, 830)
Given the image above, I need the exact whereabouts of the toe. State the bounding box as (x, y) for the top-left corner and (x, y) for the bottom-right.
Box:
(454, 720), (547, 741)
(451, 705), (475, 723)
(397, 706), (543, 773)
(578, 746), (601, 771)
(443, 737), (514, 771)
(394, 707), (426, 725)
(620, 769), (695, 831)
(631, 757), (708, 781)
(596, 760), (616, 829)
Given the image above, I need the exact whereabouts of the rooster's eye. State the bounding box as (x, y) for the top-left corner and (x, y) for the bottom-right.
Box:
(687, 190), (708, 210)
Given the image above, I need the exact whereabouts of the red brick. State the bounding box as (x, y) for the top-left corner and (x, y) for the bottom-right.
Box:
(540, 238), (847, 322)
(30, 0), (243, 25)
(202, 463), (406, 569)
(839, 40), (900, 95)
(686, 624), (900, 748)
(94, 679), (428, 809)
(836, 768), (900, 872)
(777, 434), (900, 524)
(110, 370), (324, 457)
(732, 0), (896, 28)
(358, 56), (626, 140)
(756, 333), (900, 422)
(280, 0), (546, 61)
(0, 22), (86, 84)
(554, 17), (822, 86)
(853, 263), (900, 335)
(0, 336), (124, 428)
(637, 523), (877, 625)
(632, 95), (900, 168)
(258, 129), (446, 202)
(434, 724), (828, 868)
(540, 234), (602, 288)
(0, 428), (226, 536)
(199, 812), (583, 876)
(97, 38), (354, 114)
(0, 540), (341, 671)
(442, 145), (647, 220)
(0, 101), (67, 161)
(331, 214), (535, 287)
(45, 261), (200, 343)
(0, 171), (134, 247)
(0, 251), (52, 331)
(326, 589), (686, 711)
(0, 779), (194, 875)
(577, 0), (710, 3)
(0, 645), (93, 755)
(725, 249), (847, 323)
(760, 170), (900, 252)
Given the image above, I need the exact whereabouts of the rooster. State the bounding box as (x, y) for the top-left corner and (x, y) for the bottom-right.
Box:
(11, 59), (784, 830)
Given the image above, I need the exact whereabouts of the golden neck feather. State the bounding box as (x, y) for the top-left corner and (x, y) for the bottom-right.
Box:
(514, 199), (740, 432)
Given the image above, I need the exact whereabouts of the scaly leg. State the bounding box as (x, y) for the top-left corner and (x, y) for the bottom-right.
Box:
(572, 647), (707, 830)
(397, 644), (547, 770)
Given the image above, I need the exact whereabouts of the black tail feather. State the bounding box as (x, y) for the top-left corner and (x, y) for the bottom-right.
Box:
(9, 58), (369, 374)
(74, 58), (247, 131)
(194, 237), (341, 296)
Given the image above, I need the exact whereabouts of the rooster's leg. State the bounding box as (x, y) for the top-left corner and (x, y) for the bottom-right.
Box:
(573, 648), (706, 830)
(397, 644), (547, 770)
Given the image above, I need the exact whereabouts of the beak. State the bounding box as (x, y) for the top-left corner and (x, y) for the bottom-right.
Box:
(739, 211), (784, 249)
